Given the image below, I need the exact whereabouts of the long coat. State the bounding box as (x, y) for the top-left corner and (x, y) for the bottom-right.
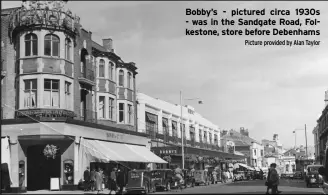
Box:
(269, 168), (279, 186)
(95, 172), (103, 191)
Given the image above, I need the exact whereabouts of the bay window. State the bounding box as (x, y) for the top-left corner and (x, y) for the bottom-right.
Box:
(25, 33), (38, 56)
(119, 70), (124, 86)
(44, 79), (59, 107)
(108, 97), (114, 120)
(119, 103), (124, 122)
(24, 79), (37, 108)
(44, 34), (60, 57)
(65, 38), (72, 60)
(98, 96), (105, 118)
(110, 62), (115, 80)
(127, 104), (133, 124)
(65, 82), (71, 110)
(127, 72), (132, 89)
(99, 59), (105, 77)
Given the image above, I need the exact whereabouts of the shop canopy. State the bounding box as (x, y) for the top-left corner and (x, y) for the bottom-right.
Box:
(80, 139), (167, 164)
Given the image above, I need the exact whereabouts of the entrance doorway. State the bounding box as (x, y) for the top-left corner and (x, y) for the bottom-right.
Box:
(27, 145), (61, 191)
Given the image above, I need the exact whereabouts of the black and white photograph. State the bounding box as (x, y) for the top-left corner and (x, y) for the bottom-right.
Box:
(1, 0), (327, 194)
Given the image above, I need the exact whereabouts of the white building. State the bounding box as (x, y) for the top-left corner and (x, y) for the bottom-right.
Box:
(251, 142), (265, 168)
(137, 93), (220, 146)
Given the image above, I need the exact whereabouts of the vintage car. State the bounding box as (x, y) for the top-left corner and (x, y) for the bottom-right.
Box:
(294, 171), (304, 180)
(150, 169), (175, 191)
(305, 165), (323, 188)
(126, 169), (156, 194)
(194, 170), (211, 186)
(182, 169), (195, 188)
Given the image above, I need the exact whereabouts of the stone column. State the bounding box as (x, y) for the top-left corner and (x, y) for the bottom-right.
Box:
(74, 137), (80, 185)
(9, 137), (19, 191)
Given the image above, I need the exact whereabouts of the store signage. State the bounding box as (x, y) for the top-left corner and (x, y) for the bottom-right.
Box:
(106, 132), (124, 141)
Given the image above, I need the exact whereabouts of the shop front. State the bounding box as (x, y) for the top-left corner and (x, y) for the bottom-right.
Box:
(152, 145), (245, 171)
(1, 119), (166, 192)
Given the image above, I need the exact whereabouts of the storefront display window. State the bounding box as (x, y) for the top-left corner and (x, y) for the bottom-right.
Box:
(63, 160), (74, 185)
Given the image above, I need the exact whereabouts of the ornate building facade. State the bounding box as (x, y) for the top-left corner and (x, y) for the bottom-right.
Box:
(1, 1), (164, 192)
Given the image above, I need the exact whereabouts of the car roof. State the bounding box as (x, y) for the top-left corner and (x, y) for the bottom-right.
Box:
(307, 165), (322, 168)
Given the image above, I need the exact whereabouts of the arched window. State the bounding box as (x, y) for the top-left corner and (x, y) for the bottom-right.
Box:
(44, 34), (60, 57)
(119, 70), (124, 86)
(99, 59), (105, 77)
(65, 38), (72, 60)
(108, 62), (114, 80)
(25, 33), (38, 56)
(127, 72), (132, 89)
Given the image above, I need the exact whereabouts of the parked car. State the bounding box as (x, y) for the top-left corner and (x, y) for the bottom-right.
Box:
(305, 165), (323, 188)
(150, 169), (175, 191)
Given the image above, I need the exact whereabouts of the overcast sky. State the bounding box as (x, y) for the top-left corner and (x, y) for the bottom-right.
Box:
(3, 1), (328, 148)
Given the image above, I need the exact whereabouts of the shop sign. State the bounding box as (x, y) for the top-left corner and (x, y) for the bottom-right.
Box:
(106, 132), (124, 141)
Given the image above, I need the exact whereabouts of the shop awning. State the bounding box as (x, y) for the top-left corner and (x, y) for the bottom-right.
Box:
(238, 163), (255, 170)
(146, 113), (158, 124)
(80, 139), (167, 164)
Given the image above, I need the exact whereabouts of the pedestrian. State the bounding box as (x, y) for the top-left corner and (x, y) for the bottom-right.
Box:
(117, 166), (125, 194)
(266, 164), (273, 194)
(109, 168), (117, 194)
(90, 167), (96, 191)
(95, 167), (103, 193)
(266, 163), (281, 194)
(83, 166), (91, 191)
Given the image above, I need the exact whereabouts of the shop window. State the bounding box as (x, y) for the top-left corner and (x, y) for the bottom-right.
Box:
(119, 70), (124, 87)
(44, 34), (60, 57)
(24, 79), (37, 108)
(108, 97), (114, 120)
(65, 82), (71, 110)
(65, 38), (72, 61)
(63, 160), (74, 185)
(146, 112), (158, 138)
(44, 79), (59, 107)
(127, 104), (133, 124)
(119, 103), (124, 122)
(19, 160), (25, 188)
(25, 33), (37, 56)
(99, 96), (105, 118)
(99, 59), (105, 77)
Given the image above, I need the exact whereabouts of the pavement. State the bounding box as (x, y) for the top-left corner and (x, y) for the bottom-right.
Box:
(5, 179), (325, 194)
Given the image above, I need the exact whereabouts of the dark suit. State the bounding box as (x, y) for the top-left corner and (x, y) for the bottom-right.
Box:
(83, 169), (90, 190)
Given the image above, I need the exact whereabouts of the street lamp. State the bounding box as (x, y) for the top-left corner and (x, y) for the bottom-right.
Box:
(180, 91), (203, 169)
(293, 124), (308, 160)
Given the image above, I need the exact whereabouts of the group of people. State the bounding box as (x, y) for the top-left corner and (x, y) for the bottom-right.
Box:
(83, 166), (126, 194)
(265, 163), (281, 194)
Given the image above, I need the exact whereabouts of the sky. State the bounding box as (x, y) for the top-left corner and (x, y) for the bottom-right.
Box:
(2, 1), (328, 148)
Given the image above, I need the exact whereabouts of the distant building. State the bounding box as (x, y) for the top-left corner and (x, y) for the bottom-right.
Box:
(318, 90), (328, 165)
(313, 125), (320, 163)
(221, 128), (264, 168)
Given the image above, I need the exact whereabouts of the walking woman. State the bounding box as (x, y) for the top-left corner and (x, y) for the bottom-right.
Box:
(95, 168), (103, 193)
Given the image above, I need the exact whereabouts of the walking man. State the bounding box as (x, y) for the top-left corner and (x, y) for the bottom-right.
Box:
(83, 166), (90, 191)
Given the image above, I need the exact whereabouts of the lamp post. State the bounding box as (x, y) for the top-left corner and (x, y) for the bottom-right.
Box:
(180, 91), (203, 169)
(293, 124), (308, 160)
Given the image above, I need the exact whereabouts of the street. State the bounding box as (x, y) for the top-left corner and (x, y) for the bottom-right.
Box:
(156, 179), (324, 194)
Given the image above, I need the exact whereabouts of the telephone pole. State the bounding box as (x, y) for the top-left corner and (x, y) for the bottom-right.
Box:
(305, 124), (308, 160)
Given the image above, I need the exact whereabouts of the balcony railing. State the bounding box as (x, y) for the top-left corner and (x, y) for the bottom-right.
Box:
(78, 108), (96, 123)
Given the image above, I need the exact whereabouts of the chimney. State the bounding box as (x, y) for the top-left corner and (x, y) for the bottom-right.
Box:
(102, 38), (114, 52)
(325, 90), (328, 107)
(240, 127), (249, 137)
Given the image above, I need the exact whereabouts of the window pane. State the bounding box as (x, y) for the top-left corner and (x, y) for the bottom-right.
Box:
(44, 40), (51, 56)
(99, 65), (104, 77)
(24, 80), (30, 90)
(52, 35), (59, 41)
(43, 90), (51, 106)
(31, 79), (37, 89)
(32, 40), (37, 55)
(25, 41), (31, 56)
(119, 71), (124, 86)
(52, 91), (59, 107)
(119, 103), (124, 110)
(119, 111), (124, 122)
(52, 80), (59, 90)
(25, 34), (31, 40)
(31, 90), (37, 107)
(44, 79), (51, 89)
(127, 73), (131, 88)
(52, 41), (59, 56)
